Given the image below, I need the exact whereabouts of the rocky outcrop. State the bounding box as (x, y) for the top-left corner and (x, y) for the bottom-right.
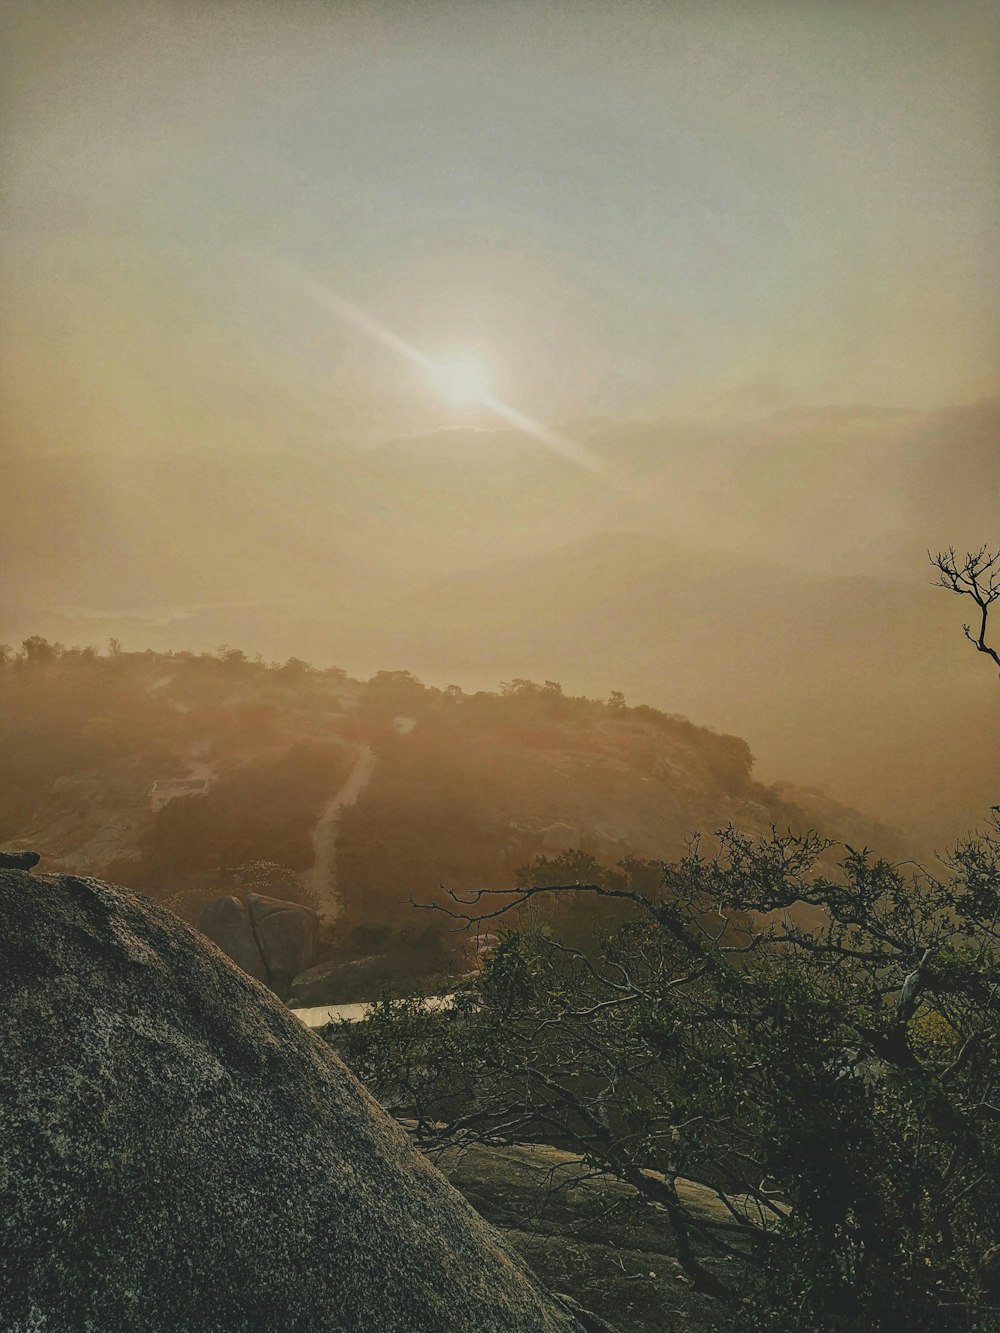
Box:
(428, 1138), (737, 1333)
(0, 869), (583, 1332)
(246, 891), (317, 994)
(196, 894), (269, 983)
(290, 953), (392, 1006)
(197, 892), (321, 997)
(0, 849), (40, 870)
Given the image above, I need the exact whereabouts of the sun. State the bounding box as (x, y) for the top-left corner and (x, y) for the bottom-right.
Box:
(433, 355), (490, 405)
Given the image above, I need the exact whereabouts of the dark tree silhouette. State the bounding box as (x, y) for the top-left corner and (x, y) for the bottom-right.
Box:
(932, 546), (1000, 673)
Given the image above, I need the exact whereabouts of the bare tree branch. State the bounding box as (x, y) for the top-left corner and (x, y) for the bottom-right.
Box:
(931, 545), (1000, 672)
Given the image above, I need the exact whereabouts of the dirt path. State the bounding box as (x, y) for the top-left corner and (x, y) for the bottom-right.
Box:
(307, 743), (378, 917)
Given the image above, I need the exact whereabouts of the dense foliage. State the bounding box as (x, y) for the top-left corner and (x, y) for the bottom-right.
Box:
(332, 822), (1000, 1330)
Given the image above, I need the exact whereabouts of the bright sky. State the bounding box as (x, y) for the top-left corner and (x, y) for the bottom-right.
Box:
(2, 0), (998, 456)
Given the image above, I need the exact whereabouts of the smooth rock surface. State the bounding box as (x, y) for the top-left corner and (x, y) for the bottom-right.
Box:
(196, 893), (269, 983)
(246, 891), (318, 993)
(0, 870), (582, 1332)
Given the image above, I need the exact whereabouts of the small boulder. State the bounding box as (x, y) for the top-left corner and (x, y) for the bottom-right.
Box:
(0, 850), (40, 871)
(247, 892), (318, 995)
(196, 895), (269, 984)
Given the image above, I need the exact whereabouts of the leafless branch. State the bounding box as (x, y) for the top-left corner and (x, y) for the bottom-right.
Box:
(931, 545), (1000, 672)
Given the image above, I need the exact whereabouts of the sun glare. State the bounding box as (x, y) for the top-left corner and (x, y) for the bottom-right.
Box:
(434, 356), (490, 405)
(288, 266), (608, 475)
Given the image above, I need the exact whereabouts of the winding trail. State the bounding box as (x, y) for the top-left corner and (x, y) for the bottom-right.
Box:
(307, 743), (378, 918)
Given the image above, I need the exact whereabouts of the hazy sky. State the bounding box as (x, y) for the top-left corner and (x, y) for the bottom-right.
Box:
(3, 0), (998, 458)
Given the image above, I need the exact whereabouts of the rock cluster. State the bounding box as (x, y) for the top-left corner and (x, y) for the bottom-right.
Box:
(0, 868), (583, 1332)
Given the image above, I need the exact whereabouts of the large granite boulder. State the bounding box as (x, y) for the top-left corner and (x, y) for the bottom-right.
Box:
(246, 891), (318, 995)
(0, 869), (582, 1332)
(290, 953), (393, 1006)
(196, 894), (268, 984)
(197, 892), (321, 997)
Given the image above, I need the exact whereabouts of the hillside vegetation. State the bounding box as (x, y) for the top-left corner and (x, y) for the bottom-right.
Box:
(0, 638), (904, 984)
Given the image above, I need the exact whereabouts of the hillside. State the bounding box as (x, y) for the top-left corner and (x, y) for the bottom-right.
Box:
(398, 532), (999, 844)
(0, 640), (910, 992)
(332, 681), (907, 929)
(6, 538), (992, 850)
